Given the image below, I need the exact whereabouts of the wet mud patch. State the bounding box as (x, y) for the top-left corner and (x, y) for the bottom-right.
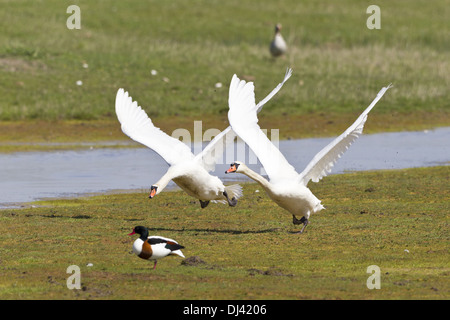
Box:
(71, 215), (91, 219)
(180, 256), (224, 270)
(248, 268), (294, 277)
(181, 256), (207, 267)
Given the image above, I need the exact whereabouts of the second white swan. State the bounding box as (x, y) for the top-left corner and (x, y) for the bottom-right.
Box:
(226, 74), (392, 232)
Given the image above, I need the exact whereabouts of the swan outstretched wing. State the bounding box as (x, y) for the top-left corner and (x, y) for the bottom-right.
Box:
(195, 68), (293, 172)
(115, 88), (194, 166)
(228, 74), (299, 183)
(194, 126), (236, 172)
(255, 68), (292, 113)
(298, 84), (392, 186)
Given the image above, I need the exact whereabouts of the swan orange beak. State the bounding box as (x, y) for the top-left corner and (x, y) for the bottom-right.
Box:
(149, 186), (157, 199)
(225, 164), (237, 174)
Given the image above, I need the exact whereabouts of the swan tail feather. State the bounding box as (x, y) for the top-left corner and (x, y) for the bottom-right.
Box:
(225, 184), (243, 200)
(315, 203), (325, 213)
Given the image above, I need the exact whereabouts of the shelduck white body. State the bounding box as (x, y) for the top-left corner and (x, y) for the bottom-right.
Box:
(132, 236), (185, 260)
(115, 68), (292, 208)
(129, 226), (185, 269)
(226, 72), (392, 233)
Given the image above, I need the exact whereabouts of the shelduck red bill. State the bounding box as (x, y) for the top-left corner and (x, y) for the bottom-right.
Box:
(128, 228), (136, 236)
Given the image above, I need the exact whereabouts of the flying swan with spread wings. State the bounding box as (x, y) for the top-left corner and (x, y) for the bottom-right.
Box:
(115, 69), (292, 208)
(226, 73), (392, 232)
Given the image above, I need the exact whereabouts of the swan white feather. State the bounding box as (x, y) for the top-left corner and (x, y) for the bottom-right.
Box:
(115, 89), (194, 166)
(228, 71), (298, 184)
(298, 84), (393, 185)
(195, 68), (292, 172)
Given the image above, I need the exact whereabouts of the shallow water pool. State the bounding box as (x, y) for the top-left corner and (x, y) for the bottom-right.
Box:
(0, 127), (448, 208)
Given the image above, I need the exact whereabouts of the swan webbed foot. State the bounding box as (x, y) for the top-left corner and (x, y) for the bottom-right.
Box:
(229, 197), (238, 207)
(223, 191), (238, 207)
(292, 215), (309, 234)
(299, 219), (309, 234)
(199, 200), (210, 208)
(292, 215), (304, 225)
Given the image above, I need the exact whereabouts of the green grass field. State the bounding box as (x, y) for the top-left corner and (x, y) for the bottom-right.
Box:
(0, 0), (448, 138)
(0, 167), (448, 300)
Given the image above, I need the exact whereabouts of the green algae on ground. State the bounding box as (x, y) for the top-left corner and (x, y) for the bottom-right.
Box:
(0, 166), (448, 299)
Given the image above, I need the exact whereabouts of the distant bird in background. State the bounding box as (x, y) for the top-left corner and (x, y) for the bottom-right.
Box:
(270, 23), (287, 57)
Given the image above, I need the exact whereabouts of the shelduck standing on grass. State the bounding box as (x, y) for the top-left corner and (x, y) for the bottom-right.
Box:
(129, 226), (185, 269)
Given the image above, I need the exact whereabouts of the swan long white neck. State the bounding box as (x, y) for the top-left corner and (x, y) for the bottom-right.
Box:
(239, 165), (272, 191)
(153, 170), (176, 192)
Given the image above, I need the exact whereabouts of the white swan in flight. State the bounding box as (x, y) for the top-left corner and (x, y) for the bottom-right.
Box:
(226, 74), (392, 232)
(115, 68), (292, 208)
